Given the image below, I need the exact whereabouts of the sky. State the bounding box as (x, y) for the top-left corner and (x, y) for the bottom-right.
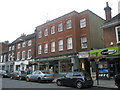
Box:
(0, 0), (119, 43)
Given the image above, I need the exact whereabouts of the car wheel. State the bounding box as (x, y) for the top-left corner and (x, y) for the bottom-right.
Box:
(19, 77), (22, 80)
(76, 82), (82, 89)
(57, 80), (62, 86)
(26, 77), (30, 82)
(38, 78), (42, 83)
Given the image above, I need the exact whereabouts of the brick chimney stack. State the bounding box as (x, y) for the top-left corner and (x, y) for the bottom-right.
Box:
(104, 2), (112, 21)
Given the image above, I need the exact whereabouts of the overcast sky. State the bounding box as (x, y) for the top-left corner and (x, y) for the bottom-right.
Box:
(0, 0), (119, 43)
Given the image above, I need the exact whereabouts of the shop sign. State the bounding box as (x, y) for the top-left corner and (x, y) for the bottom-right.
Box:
(78, 52), (89, 58)
(90, 46), (120, 57)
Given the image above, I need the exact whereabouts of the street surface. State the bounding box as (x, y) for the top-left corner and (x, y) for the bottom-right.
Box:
(1, 78), (118, 90)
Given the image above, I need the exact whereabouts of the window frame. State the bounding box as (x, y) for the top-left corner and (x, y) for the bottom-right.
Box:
(80, 18), (86, 28)
(28, 40), (32, 46)
(44, 43), (48, 53)
(22, 51), (26, 60)
(51, 41), (55, 52)
(51, 26), (55, 34)
(27, 49), (32, 59)
(66, 20), (72, 29)
(38, 45), (42, 54)
(67, 37), (73, 50)
(115, 26), (120, 43)
(81, 36), (87, 49)
(44, 28), (48, 37)
(38, 30), (42, 38)
(58, 40), (63, 51)
(17, 52), (20, 60)
(58, 23), (63, 32)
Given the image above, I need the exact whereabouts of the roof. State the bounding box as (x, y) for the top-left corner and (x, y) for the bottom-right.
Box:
(10, 33), (35, 45)
(36, 10), (104, 29)
(101, 13), (120, 28)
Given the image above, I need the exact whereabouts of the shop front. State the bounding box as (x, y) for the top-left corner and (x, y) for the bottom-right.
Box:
(89, 46), (120, 80)
(36, 53), (79, 74)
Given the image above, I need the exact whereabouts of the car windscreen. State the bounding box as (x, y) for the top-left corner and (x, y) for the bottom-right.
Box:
(41, 71), (50, 74)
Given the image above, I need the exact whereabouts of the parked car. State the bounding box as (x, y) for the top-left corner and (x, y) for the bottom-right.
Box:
(10, 71), (30, 80)
(115, 74), (120, 89)
(0, 70), (9, 78)
(56, 71), (93, 89)
(26, 70), (54, 83)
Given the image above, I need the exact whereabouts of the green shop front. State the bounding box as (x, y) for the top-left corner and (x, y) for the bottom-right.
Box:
(89, 46), (120, 80)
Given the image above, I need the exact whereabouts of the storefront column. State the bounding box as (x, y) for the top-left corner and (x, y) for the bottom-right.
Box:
(71, 57), (80, 72)
(58, 61), (61, 74)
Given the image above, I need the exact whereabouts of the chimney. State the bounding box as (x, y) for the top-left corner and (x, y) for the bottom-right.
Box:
(104, 2), (112, 21)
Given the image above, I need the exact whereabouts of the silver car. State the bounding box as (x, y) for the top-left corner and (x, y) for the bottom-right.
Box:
(26, 70), (54, 83)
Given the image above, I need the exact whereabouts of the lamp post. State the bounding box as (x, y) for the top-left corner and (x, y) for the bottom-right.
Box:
(95, 59), (99, 85)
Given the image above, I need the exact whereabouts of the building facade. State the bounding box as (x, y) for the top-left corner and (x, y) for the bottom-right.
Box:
(35, 10), (105, 74)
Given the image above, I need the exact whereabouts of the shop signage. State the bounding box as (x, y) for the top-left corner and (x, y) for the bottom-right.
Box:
(78, 52), (89, 58)
(90, 46), (120, 57)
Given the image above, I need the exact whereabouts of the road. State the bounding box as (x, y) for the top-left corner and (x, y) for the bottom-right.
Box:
(1, 78), (118, 90)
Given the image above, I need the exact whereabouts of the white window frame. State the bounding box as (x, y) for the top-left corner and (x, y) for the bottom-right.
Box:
(28, 40), (32, 46)
(3, 54), (6, 62)
(58, 40), (63, 51)
(12, 46), (15, 50)
(67, 37), (73, 50)
(27, 49), (32, 59)
(9, 46), (11, 51)
(17, 44), (21, 49)
(115, 26), (120, 43)
(38, 45), (42, 54)
(38, 30), (42, 38)
(44, 28), (48, 36)
(51, 26), (55, 34)
(81, 36), (87, 49)
(0, 55), (3, 62)
(22, 51), (26, 60)
(66, 20), (72, 29)
(58, 23), (63, 32)
(44, 43), (48, 53)
(17, 52), (20, 60)
(80, 18), (86, 28)
(51, 42), (55, 52)
(22, 42), (26, 48)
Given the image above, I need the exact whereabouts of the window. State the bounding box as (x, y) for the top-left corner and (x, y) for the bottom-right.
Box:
(28, 40), (32, 46)
(115, 26), (120, 43)
(22, 51), (26, 60)
(22, 42), (26, 48)
(38, 31), (42, 38)
(67, 37), (73, 50)
(51, 26), (55, 34)
(58, 23), (63, 32)
(81, 36), (87, 49)
(44, 43), (48, 53)
(51, 42), (55, 52)
(3, 55), (6, 62)
(9, 46), (11, 51)
(8, 54), (11, 61)
(11, 52), (14, 61)
(17, 52), (20, 60)
(28, 49), (32, 59)
(44, 28), (48, 36)
(12, 46), (15, 50)
(17, 44), (21, 49)
(80, 18), (86, 28)
(38, 45), (42, 54)
(58, 40), (63, 51)
(66, 20), (72, 29)
(0, 55), (3, 62)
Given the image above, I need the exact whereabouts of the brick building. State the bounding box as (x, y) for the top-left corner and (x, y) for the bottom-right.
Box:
(7, 33), (36, 72)
(0, 41), (9, 70)
(35, 10), (105, 74)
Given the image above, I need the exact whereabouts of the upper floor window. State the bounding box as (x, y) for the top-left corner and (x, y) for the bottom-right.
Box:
(44, 28), (48, 36)
(28, 40), (32, 46)
(115, 26), (120, 43)
(3, 54), (6, 62)
(66, 20), (72, 29)
(22, 42), (26, 48)
(67, 37), (73, 50)
(80, 18), (86, 28)
(9, 46), (11, 51)
(0, 55), (3, 62)
(22, 51), (26, 60)
(51, 26), (55, 34)
(51, 42), (55, 52)
(28, 49), (32, 59)
(17, 44), (21, 49)
(58, 40), (63, 51)
(12, 46), (15, 50)
(17, 52), (20, 60)
(38, 31), (42, 38)
(44, 43), (48, 53)
(38, 45), (42, 54)
(58, 23), (63, 32)
(81, 36), (87, 49)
